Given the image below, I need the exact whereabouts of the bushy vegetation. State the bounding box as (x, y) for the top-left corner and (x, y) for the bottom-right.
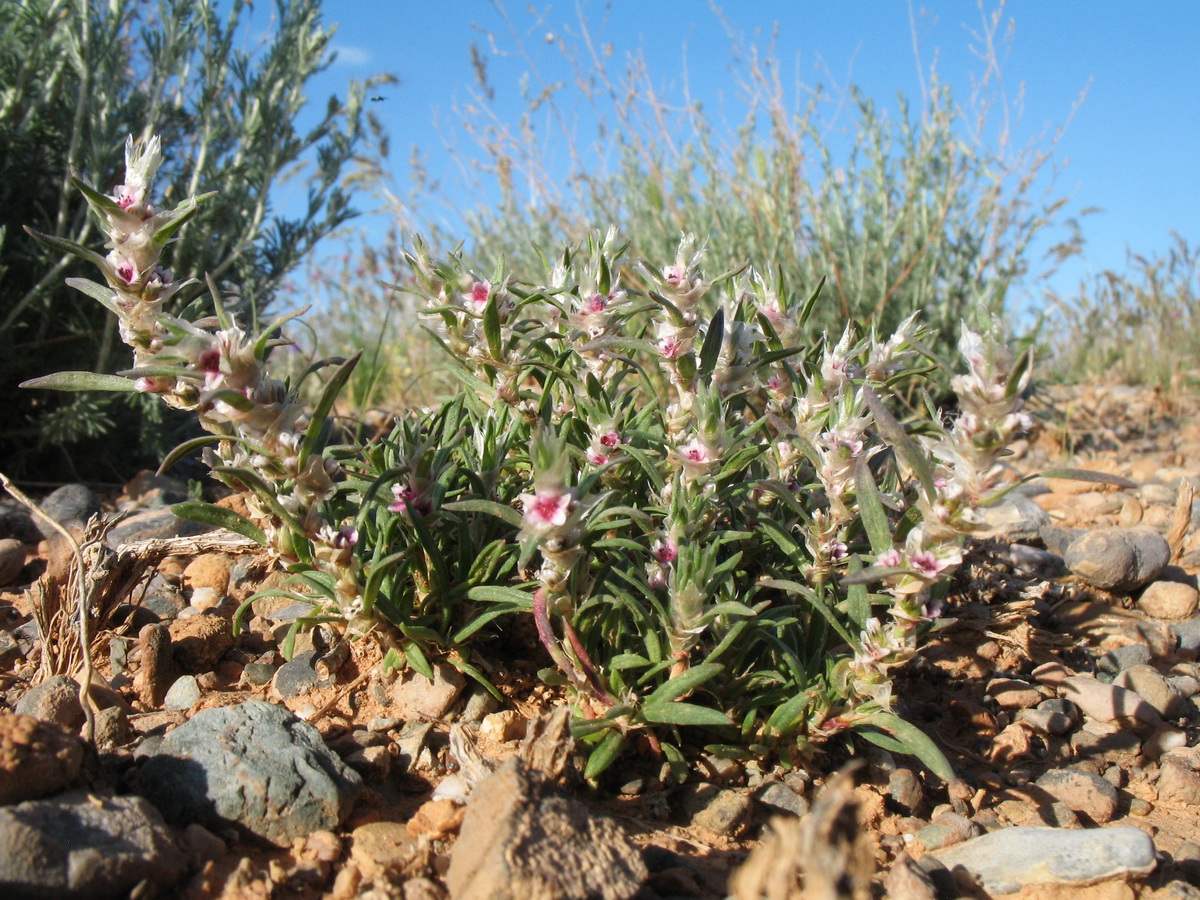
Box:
(26, 136), (1043, 777)
(0, 0), (389, 482)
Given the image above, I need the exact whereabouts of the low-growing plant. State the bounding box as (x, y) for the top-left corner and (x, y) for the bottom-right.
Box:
(27, 134), (1044, 780)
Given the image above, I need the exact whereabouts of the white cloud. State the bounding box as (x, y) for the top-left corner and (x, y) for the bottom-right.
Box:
(329, 44), (371, 67)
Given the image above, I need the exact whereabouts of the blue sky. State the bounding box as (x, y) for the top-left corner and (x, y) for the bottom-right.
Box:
(289, 1), (1199, 314)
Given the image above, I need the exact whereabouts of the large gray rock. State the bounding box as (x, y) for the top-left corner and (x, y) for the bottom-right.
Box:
(0, 790), (186, 899)
(15, 675), (84, 732)
(979, 495), (1052, 543)
(38, 484), (101, 531)
(447, 757), (648, 900)
(929, 826), (1156, 895)
(1065, 527), (1171, 592)
(138, 700), (361, 847)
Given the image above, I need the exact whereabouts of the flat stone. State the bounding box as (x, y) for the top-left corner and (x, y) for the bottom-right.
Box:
(1041, 525), (1085, 556)
(886, 768), (924, 815)
(138, 700), (362, 847)
(987, 677), (1043, 709)
(1097, 644), (1152, 680)
(754, 781), (809, 817)
(1065, 527), (1170, 593)
(1139, 581), (1200, 620)
(272, 651), (321, 700)
(15, 674), (84, 731)
(163, 675), (202, 710)
(0, 712), (83, 804)
(446, 758), (647, 900)
(392, 661), (466, 720)
(1113, 664), (1186, 718)
(105, 509), (212, 549)
(1157, 749), (1200, 805)
(0, 790), (186, 899)
(350, 821), (420, 878)
(929, 826), (1156, 894)
(1034, 769), (1118, 824)
(979, 495), (1052, 542)
(680, 784), (752, 835)
(1173, 617), (1200, 654)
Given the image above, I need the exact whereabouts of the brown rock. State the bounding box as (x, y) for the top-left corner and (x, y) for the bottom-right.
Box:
(182, 553), (232, 598)
(406, 798), (465, 840)
(446, 758), (647, 900)
(1157, 752), (1200, 805)
(987, 677), (1043, 709)
(0, 539), (25, 587)
(391, 661), (466, 720)
(1138, 581), (1200, 620)
(136, 623), (176, 708)
(1034, 768), (1119, 824)
(0, 712), (83, 804)
(168, 614), (234, 673)
(349, 821), (423, 880)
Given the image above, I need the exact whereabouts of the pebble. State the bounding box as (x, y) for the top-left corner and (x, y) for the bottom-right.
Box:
(140, 574), (187, 619)
(0, 504), (41, 543)
(135, 623), (176, 707)
(446, 758), (647, 899)
(0, 630), (19, 668)
(0, 538), (25, 587)
(38, 483), (101, 530)
(349, 821), (419, 880)
(123, 470), (190, 509)
(93, 706), (130, 749)
(1112, 665), (1186, 718)
(272, 651), (322, 700)
(1035, 666), (1163, 729)
(182, 553), (233, 597)
(987, 677), (1043, 709)
(1097, 644), (1152, 680)
(138, 700), (362, 847)
(979, 495), (1052, 542)
(168, 614), (233, 673)
(1064, 526), (1171, 592)
(479, 710), (526, 743)
(915, 823), (960, 851)
(1015, 708), (1073, 736)
(754, 781), (809, 817)
(0, 790), (186, 898)
(183, 822), (226, 867)
(1034, 768), (1118, 824)
(886, 768), (924, 815)
(681, 784), (753, 835)
(104, 509), (212, 549)
(163, 675), (202, 710)
(1140, 581), (1200, 620)
(1007, 543), (1066, 578)
(15, 674), (85, 731)
(1173, 617), (1200, 655)
(243, 662), (276, 686)
(0, 712), (83, 804)
(1157, 750), (1200, 805)
(391, 661), (466, 720)
(928, 826), (1156, 895)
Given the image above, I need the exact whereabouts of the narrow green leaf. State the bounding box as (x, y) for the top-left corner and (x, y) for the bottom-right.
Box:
(1033, 468), (1138, 490)
(584, 729), (626, 781)
(23, 225), (108, 268)
(158, 434), (243, 476)
(483, 292), (503, 359)
(65, 278), (121, 316)
(644, 662), (724, 706)
(170, 502), (266, 544)
(404, 641), (434, 679)
(642, 702), (731, 727)
(20, 371), (137, 392)
(697, 307), (725, 378)
(299, 351), (362, 467)
(857, 711), (955, 782)
(465, 585), (534, 606)
(443, 499), (524, 529)
(863, 385), (937, 503)
(854, 454), (893, 557)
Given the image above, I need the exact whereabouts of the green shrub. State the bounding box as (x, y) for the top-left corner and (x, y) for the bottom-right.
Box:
(0, 0), (389, 482)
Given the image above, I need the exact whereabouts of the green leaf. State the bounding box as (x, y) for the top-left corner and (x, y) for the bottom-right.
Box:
(362, 550), (409, 616)
(844, 557), (872, 628)
(856, 711), (955, 781)
(65, 278), (122, 316)
(643, 702), (731, 727)
(1033, 468), (1138, 490)
(483, 291), (503, 359)
(584, 729), (627, 781)
(20, 371), (137, 392)
(446, 656), (503, 701)
(158, 434), (246, 476)
(442, 499), (524, 529)
(697, 306), (725, 378)
(854, 454), (894, 557)
(863, 385), (937, 503)
(644, 662), (723, 706)
(23, 225), (108, 268)
(465, 585), (534, 606)
(170, 502), (266, 544)
(298, 351), (362, 467)
(404, 640), (434, 679)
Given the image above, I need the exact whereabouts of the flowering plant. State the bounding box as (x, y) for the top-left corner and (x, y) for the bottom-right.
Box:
(27, 135), (1048, 780)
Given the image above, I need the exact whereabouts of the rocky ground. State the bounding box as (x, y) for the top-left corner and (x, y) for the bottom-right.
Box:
(2, 381), (1200, 899)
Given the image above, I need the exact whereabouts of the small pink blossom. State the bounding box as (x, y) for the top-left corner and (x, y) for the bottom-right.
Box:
(759, 302), (784, 325)
(825, 540), (849, 561)
(389, 483), (417, 513)
(465, 280), (491, 311)
(652, 536), (678, 564)
(909, 550), (946, 579)
(658, 336), (682, 360)
(115, 259), (137, 284)
(585, 447), (609, 467)
(585, 293), (608, 314)
(663, 265), (684, 286)
(198, 347), (222, 388)
(877, 549), (902, 568)
(115, 185), (138, 210)
(599, 431), (620, 449)
(135, 375), (172, 394)
(679, 438), (713, 465)
(520, 490), (573, 529)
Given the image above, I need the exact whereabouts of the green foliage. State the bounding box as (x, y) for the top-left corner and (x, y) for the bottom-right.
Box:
(0, 0), (390, 482)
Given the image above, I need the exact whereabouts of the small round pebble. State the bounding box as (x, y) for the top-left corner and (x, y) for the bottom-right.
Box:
(1139, 581), (1200, 620)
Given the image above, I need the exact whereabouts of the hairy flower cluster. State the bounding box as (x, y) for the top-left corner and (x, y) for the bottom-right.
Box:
(72, 135), (363, 619)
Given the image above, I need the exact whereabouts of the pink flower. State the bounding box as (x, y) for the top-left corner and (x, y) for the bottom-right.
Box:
(652, 536), (678, 564)
(115, 259), (137, 284)
(520, 490), (573, 529)
(465, 280), (491, 312)
(877, 549), (902, 568)
(389, 483), (417, 513)
(197, 347), (222, 389)
(825, 540), (849, 561)
(909, 550), (946, 579)
(658, 336), (683, 360)
(115, 185), (139, 210)
(585, 294), (608, 314)
(585, 447), (609, 467)
(679, 438), (713, 465)
(663, 265), (684, 286)
(599, 431), (621, 449)
(135, 375), (172, 394)
(759, 302), (784, 325)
